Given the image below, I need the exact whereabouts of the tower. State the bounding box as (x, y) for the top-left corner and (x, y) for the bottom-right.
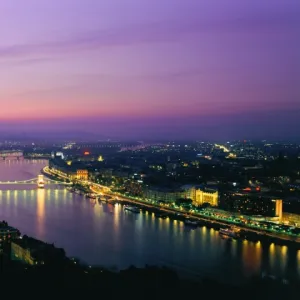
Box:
(37, 175), (45, 188)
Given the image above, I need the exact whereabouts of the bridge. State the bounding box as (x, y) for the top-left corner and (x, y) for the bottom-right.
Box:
(0, 175), (72, 186)
(0, 150), (23, 160)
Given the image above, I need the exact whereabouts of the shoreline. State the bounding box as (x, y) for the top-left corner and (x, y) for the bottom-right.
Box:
(113, 198), (300, 249)
(42, 166), (300, 248)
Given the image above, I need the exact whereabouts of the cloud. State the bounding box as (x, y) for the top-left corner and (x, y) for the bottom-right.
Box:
(0, 21), (197, 60)
(0, 7), (299, 61)
(0, 57), (56, 68)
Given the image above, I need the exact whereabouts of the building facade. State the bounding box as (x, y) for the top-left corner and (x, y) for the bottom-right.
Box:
(11, 241), (37, 265)
(144, 185), (218, 206)
(187, 186), (219, 207)
(49, 158), (88, 181)
(282, 212), (300, 226)
(222, 192), (283, 220)
(74, 169), (89, 181)
(11, 236), (66, 266)
(275, 199), (283, 221)
(144, 187), (187, 203)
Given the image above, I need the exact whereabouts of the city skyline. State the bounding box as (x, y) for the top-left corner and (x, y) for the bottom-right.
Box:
(1, 0), (300, 140)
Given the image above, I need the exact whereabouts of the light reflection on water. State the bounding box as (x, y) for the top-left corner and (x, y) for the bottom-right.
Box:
(36, 188), (45, 237)
(0, 160), (299, 283)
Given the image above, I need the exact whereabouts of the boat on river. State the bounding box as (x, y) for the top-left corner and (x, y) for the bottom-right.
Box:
(184, 219), (198, 227)
(219, 227), (240, 238)
(155, 212), (168, 219)
(124, 205), (140, 213)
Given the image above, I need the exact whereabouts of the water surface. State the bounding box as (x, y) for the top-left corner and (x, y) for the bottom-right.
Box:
(0, 159), (299, 284)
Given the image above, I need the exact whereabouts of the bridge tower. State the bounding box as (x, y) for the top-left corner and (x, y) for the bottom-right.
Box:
(37, 175), (45, 189)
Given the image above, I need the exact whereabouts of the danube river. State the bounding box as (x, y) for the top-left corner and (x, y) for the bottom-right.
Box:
(0, 159), (300, 283)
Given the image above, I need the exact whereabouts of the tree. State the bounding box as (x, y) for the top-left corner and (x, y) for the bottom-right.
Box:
(176, 198), (192, 207)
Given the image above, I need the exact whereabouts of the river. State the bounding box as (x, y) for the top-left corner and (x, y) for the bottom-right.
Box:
(0, 159), (299, 284)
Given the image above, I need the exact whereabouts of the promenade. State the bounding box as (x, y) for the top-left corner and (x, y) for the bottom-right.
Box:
(43, 166), (300, 244)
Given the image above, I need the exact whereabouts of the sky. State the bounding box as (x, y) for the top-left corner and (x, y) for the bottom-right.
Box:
(0, 0), (300, 141)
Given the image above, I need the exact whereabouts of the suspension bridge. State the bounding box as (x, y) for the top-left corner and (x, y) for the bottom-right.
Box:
(0, 175), (72, 186)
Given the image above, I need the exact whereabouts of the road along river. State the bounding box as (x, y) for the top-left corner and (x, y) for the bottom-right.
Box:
(0, 159), (300, 284)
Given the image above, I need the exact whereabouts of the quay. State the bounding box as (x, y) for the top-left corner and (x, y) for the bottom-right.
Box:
(42, 166), (300, 247)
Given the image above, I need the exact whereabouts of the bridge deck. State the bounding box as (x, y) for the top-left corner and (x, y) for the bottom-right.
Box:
(0, 177), (71, 184)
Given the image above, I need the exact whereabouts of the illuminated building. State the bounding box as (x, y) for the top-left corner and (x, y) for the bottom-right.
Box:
(282, 212), (300, 226)
(275, 199), (283, 221)
(49, 158), (88, 181)
(124, 180), (144, 197)
(183, 186), (219, 207)
(75, 169), (88, 181)
(49, 159), (69, 177)
(51, 151), (64, 159)
(11, 241), (37, 265)
(55, 152), (64, 159)
(11, 236), (66, 265)
(222, 192), (282, 220)
(98, 155), (104, 162)
(144, 187), (187, 203)
(226, 153), (237, 159)
(76, 151), (97, 162)
(144, 185), (218, 206)
(193, 187), (218, 207)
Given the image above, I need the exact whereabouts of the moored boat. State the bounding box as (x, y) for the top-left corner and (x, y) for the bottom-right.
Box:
(124, 205), (140, 213)
(155, 212), (168, 219)
(184, 219), (198, 226)
(219, 227), (240, 238)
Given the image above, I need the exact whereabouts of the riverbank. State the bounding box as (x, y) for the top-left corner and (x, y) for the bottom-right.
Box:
(42, 166), (300, 247)
(95, 196), (300, 248)
(3, 219), (299, 295)
(5, 259), (300, 298)
(1, 159), (298, 287)
(108, 199), (300, 249)
(3, 228), (299, 297)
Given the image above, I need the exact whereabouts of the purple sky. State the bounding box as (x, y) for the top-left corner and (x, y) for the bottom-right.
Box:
(0, 0), (300, 140)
